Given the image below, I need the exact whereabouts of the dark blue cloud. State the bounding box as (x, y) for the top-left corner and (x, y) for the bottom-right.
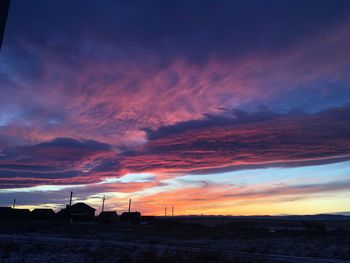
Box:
(144, 107), (278, 140)
(0, 170), (81, 179)
(0, 137), (119, 188)
(35, 137), (111, 151)
(122, 105), (350, 173)
(249, 83), (350, 114)
(1, 137), (112, 162)
(4, 0), (350, 63)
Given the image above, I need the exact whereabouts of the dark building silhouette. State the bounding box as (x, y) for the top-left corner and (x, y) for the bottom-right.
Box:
(12, 208), (31, 220)
(57, 202), (95, 222)
(0, 207), (13, 221)
(120, 211), (141, 224)
(0, 207), (31, 221)
(97, 211), (119, 223)
(31, 208), (55, 221)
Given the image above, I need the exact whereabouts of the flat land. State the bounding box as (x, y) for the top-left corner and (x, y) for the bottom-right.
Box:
(0, 217), (350, 263)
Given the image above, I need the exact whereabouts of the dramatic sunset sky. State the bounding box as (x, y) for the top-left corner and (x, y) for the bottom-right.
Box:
(0, 0), (350, 215)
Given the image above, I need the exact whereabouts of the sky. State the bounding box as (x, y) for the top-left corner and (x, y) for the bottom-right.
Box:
(0, 0), (350, 215)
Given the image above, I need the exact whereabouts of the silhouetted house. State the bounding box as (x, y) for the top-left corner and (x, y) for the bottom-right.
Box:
(0, 207), (13, 221)
(97, 211), (119, 223)
(31, 208), (55, 221)
(12, 208), (31, 220)
(57, 202), (95, 222)
(0, 207), (31, 221)
(120, 211), (141, 224)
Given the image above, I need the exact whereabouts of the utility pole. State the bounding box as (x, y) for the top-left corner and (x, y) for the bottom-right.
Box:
(128, 198), (131, 213)
(164, 206), (167, 217)
(12, 198), (16, 209)
(172, 206), (174, 217)
(102, 195), (106, 212)
(69, 191), (73, 206)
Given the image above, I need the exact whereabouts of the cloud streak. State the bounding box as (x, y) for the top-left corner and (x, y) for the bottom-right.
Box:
(0, 138), (120, 188)
(1, 106), (349, 190)
(122, 106), (350, 174)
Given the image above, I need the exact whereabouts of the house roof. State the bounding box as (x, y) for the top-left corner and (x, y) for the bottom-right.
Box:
(71, 202), (96, 211)
(57, 202), (96, 216)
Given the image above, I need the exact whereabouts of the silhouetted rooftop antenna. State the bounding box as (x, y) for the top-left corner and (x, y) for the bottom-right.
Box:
(102, 195), (106, 212)
(128, 198), (131, 213)
(12, 198), (16, 209)
(69, 191), (73, 206)
(0, 0), (10, 51)
(172, 206), (174, 217)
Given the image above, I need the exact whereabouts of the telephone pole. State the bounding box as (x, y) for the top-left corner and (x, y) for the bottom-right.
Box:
(69, 191), (73, 206)
(102, 195), (106, 212)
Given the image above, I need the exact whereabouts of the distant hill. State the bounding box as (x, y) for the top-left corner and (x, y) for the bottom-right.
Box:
(172, 213), (350, 221)
(330, 211), (350, 216)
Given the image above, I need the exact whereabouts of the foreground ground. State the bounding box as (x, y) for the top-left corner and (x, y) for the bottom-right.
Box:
(0, 217), (350, 262)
